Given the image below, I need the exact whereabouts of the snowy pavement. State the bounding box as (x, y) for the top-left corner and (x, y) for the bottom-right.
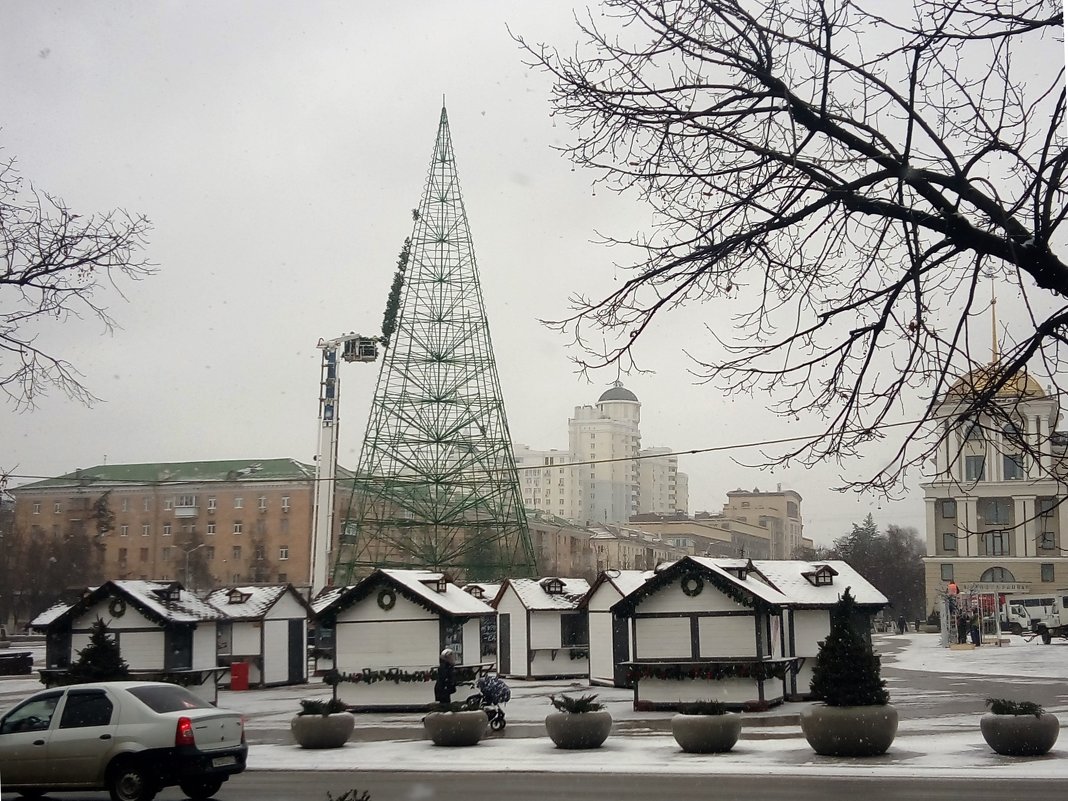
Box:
(4, 633), (1068, 777)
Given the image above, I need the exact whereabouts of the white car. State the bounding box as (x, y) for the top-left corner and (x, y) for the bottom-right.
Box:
(0, 681), (246, 801)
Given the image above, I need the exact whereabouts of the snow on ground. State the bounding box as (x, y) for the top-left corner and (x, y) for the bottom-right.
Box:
(248, 730), (1068, 779)
(882, 633), (1068, 679)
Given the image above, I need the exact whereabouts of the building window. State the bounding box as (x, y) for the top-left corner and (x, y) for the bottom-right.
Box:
(281, 496), (290, 511)
(120, 525), (129, 537)
(279, 547), (289, 561)
(143, 498), (151, 512)
(1040, 563), (1055, 582)
(254, 544), (265, 562)
(979, 498), (1012, 525)
(176, 495), (196, 508)
(741, 501), (750, 508)
(207, 497), (216, 511)
(940, 564), (954, 581)
(163, 499), (173, 510)
(258, 496), (267, 511)
(233, 522), (243, 535)
(941, 533), (956, 551)
(32, 502), (40, 514)
(139, 548), (149, 562)
(118, 548), (128, 564)
(121, 498), (129, 512)
(141, 524), (150, 537)
(206, 523), (216, 535)
(280, 518), (289, 536)
(205, 546), (215, 560)
(232, 545), (242, 560)
(965, 455), (986, 482)
(1040, 531), (1056, 550)
(985, 529), (1009, 556)
(234, 497), (243, 509)
(1039, 497), (1056, 517)
(53, 501), (62, 514)
(1003, 454), (1025, 480)
(980, 566), (1015, 582)
(940, 499), (957, 518)
(162, 523), (171, 537)
(161, 547), (172, 561)
(560, 613), (589, 647)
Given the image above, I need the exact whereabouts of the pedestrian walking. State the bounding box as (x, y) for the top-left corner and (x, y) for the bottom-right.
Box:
(434, 648), (457, 705)
(897, 615), (908, 635)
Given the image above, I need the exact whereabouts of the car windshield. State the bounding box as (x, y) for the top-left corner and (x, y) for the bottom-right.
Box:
(127, 685), (213, 713)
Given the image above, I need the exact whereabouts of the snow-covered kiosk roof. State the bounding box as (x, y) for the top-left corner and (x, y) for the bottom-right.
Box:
(611, 555), (791, 614)
(206, 584), (314, 620)
(30, 580), (225, 631)
(316, 569), (494, 621)
(579, 569), (653, 609)
(493, 577), (590, 611)
(747, 560), (888, 608)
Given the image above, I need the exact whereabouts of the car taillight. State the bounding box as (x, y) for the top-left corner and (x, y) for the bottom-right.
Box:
(175, 716), (195, 747)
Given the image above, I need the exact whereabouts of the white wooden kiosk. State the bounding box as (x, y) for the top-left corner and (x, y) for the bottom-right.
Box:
(317, 569), (494, 711)
(745, 560), (888, 699)
(581, 569), (650, 687)
(206, 584), (314, 688)
(30, 580), (225, 702)
(612, 556), (797, 711)
(492, 577), (591, 679)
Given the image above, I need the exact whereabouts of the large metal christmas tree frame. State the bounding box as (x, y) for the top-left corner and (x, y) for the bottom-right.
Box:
(332, 106), (536, 584)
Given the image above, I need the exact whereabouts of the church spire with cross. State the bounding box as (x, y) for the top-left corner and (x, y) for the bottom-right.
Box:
(331, 105), (536, 583)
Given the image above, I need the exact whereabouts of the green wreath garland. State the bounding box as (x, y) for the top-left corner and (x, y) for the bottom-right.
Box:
(681, 575), (704, 597)
(376, 589), (397, 611)
(108, 597), (127, 618)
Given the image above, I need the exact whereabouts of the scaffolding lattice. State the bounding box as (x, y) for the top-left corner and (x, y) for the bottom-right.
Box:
(331, 106), (536, 584)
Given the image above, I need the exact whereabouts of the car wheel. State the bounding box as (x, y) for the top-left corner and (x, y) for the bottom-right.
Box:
(107, 759), (158, 801)
(179, 777), (225, 800)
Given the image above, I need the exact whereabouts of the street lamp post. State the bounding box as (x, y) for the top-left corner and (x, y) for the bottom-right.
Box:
(183, 543), (208, 589)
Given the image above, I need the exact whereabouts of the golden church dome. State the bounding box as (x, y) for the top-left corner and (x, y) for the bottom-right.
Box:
(946, 363), (1046, 400)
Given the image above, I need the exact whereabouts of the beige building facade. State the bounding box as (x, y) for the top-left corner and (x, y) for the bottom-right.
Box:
(720, 488), (805, 559)
(9, 459), (354, 591)
(922, 368), (1068, 615)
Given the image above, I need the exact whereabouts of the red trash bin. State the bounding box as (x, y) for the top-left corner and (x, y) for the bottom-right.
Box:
(230, 661), (249, 691)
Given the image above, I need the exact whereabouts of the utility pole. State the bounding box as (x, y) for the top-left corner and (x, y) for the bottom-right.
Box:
(310, 333), (380, 596)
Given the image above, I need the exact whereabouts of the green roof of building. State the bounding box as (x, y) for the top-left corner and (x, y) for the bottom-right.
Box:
(13, 458), (355, 491)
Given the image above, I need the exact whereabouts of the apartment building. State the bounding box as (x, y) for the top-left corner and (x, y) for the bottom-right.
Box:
(9, 459), (354, 590)
(720, 487), (805, 559)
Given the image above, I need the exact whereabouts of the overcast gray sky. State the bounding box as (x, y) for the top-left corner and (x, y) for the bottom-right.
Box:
(9, 1), (1059, 543)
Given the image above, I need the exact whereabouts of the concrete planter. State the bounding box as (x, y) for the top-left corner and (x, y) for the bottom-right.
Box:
(980, 712), (1060, 756)
(800, 703), (898, 756)
(671, 712), (742, 753)
(545, 710), (613, 749)
(423, 710), (487, 747)
(290, 712), (355, 749)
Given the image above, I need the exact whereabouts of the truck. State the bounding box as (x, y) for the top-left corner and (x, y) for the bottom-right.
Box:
(1000, 592), (1068, 641)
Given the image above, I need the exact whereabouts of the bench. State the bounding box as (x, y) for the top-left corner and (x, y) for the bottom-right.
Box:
(0, 651), (33, 675)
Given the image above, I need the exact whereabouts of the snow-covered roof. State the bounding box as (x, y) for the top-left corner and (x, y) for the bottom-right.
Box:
(502, 577), (590, 611)
(686, 557), (791, 605)
(29, 600), (74, 629)
(110, 580), (225, 622)
(381, 570), (494, 615)
(462, 583), (500, 602)
(748, 560), (888, 607)
(311, 585), (354, 616)
(206, 584), (310, 620)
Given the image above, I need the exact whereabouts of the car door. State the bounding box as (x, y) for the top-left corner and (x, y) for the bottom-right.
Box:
(0, 690), (63, 786)
(47, 688), (118, 785)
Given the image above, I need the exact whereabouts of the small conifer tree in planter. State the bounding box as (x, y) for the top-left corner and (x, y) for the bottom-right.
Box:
(671, 700), (741, 753)
(981, 698), (1060, 756)
(800, 588), (898, 756)
(545, 693), (612, 749)
(67, 619), (130, 682)
(291, 697), (354, 749)
(422, 697), (488, 746)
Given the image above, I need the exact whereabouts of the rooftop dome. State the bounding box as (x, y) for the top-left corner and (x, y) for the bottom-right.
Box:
(598, 381), (639, 403)
(946, 364), (1046, 400)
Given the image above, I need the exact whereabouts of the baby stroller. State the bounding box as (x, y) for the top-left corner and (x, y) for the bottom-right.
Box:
(465, 673), (511, 731)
